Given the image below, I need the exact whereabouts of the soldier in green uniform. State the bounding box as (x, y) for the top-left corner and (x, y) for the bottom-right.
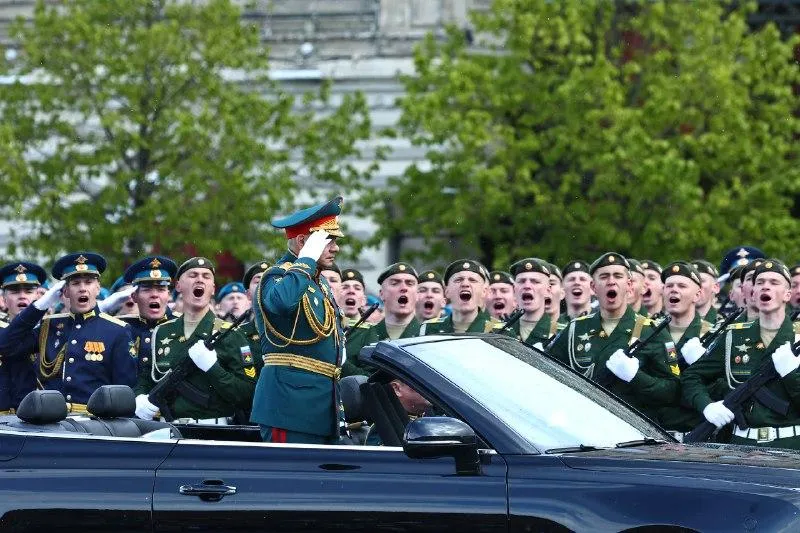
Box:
(790, 264), (800, 316)
(640, 260), (665, 318)
(251, 197), (346, 444)
(740, 259), (765, 322)
(320, 262), (343, 306)
(240, 260), (271, 371)
(420, 259), (498, 335)
(692, 260), (721, 324)
(372, 263), (421, 340)
(656, 261), (713, 439)
(415, 270), (446, 322)
(486, 270), (516, 320)
(549, 253), (679, 422)
(682, 260), (800, 449)
(561, 260), (593, 321)
(496, 259), (555, 347)
(544, 262), (567, 330)
(626, 259), (646, 316)
(340, 268), (379, 377)
(133, 257), (257, 423)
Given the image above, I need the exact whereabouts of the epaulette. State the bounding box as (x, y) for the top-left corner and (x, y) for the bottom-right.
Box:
(213, 318), (233, 331)
(727, 321), (754, 330)
(424, 317), (446, 324)
(99, 312), (128, 327)
(793, 322), (800, 334)
(172, 311), (182, 317)
(575, 312), (596, 321)
(635, 315), (655, 327)
(41, 313), (70, 321)
(355, 322), (372, 329)
(117, 313), (139, 320)
(265, 262), (292, 276)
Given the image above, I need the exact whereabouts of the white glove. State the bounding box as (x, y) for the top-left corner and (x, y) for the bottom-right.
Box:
(532, 342), (544, 352)
(98, 285), (137, 314)
(188, 341), (218, 372)
(33, 280), (66, 311)
(605, 349), (639, 383)
(702, 401), (734, 428)
(681, 337), (706, 366)
(772, 342), (800, 378)
(135, 394), (159, 420)
(298, 230), (331, 261)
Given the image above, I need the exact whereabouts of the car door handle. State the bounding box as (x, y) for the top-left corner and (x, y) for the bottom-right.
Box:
(179, 480), (237, 501)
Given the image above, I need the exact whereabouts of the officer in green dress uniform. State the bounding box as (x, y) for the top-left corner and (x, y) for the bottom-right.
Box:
(692, 260), (721, 324)
(415, 270), (446, 322)
(487, 270), (516, 320)
(0, 261), (45, 414)
(561, 260), (593, 321)
(251, 197), (346, 444)
(549, 253), (679, 422)
(133, 257), (256, 423)
(496, 259), (556, 346)
(420, 259), (498, 335)
(340, 268), (379, 377)
(626, 259), (646, 316)
(372, 263), (421, 340)
(655, 261), (713, 439)
(639, 260), (665, 318)
(682, 260), (800, 449)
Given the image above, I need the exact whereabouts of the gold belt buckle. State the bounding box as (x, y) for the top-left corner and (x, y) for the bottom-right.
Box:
(756, 427), (774, 443)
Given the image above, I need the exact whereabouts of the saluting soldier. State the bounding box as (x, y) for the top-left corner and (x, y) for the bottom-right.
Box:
(340, 268), (379, 377)
(549, 253), (679, 422)
(0, 262), (45, 414)
(133, 257), (256, 424)
(486, 271), (516, 320)
(497, 259), (555, 346)
(421, 259), (497, 335)
(251, 197), (346, 444)
(561, 261), (593, 321)
(626, 259), (646, 316)
(372, 263), (421, 340)
(415, 270), (446, 322)
(682, 260), (800, 449)
(640, 260), (665, 318)
(692, 260), (721, 323)
(0, 253), (136, 412)
(656, 261), (712, 439)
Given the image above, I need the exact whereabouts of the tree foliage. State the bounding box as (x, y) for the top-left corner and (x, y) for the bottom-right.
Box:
(0, 0), (376, 274)
(369, 0), (800, 270)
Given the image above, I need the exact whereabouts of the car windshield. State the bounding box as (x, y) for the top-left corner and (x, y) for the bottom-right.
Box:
(404, 336), (662, 452)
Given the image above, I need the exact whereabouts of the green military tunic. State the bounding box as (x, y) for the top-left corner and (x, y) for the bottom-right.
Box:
(682, 317), (800, 448)
(238, 319), (264, 374)
(549, 306), (679, 421)
(420, 311), (498, 335)
(496, 314), (557, 345)
(342, 319), (379, 377)
(703, 307), (718, 324)
(372, 316), (421, 340)
(134, 311), (257, 419)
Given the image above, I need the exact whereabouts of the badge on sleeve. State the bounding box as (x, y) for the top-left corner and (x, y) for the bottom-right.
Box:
(240, 346), (253, 365)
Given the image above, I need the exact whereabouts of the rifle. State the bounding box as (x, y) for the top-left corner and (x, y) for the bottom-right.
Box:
(792, 308), (800, 322)
(683, 338), (796, 444)
(699, 308), (743, 349)
(497, 308), (524, 334)
(343, 302), (379, 337)
(148, 312), (249, 422)
(595, 315), (672, 388)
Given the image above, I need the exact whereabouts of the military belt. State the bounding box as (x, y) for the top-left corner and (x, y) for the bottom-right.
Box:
(65, 402), (89, 415)
(734, 424), (800, 442)
(263, 353), (341, 380)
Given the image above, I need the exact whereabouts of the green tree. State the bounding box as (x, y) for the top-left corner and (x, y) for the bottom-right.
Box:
(369, 0), (800, 270)
(0, 0), (375, 275)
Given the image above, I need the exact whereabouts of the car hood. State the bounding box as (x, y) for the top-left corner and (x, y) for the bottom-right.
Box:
(559, 442), (800, 488)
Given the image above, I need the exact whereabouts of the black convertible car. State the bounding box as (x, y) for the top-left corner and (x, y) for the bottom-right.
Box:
(2, 334), (800, 532)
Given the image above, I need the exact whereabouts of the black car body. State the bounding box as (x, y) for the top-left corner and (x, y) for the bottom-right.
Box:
(2, 333), (800, 532)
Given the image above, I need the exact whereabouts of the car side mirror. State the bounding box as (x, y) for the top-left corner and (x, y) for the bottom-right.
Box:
(402, 417), (481, 475)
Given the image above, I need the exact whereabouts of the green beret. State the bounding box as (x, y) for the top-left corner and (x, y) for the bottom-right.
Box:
(589, 252), (629, 275)
(626, 258), (645, 276)
(510, 258), (550, 279)
(562, 260), (590, 276)
(740, 259), (765, 283)
(444, 259), (488, 284)
(417, 269), (444, 287)
(243, 260), (271, 288)
(176, 257), (215, 279)
(321, 262), (341, 276)
(639, 260), (662, 275)
(754, 259), (791, 284)
(341, 268), (365, 286)
(488, 270), (514, 286)
(661, 261), (701, 286)
(545, 262), (562, 280)
(791, 264), (800, 278)
(691, 259), (719, 278)
(378, 262), (418, 285)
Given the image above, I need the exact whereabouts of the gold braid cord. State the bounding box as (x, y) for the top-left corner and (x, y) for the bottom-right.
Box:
(38, 320), (65, 380)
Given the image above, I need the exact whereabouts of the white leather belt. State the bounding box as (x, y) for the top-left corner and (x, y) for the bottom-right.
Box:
(170, 416), (231, 425)
(668, 431), (686, 443)
(734, 425), (800, 442)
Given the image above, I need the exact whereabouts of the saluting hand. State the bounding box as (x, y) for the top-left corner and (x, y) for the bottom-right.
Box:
(33, 279), (66, 311)
(298, 230), (331, 262)
(188, 341), (218, 372)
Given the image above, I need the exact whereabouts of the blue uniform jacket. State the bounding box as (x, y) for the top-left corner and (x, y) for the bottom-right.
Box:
(0, 317), (36, 411)
(120, 309), (178, 379)
(0, 304), (136, 405)
(251, 251), (345, 437)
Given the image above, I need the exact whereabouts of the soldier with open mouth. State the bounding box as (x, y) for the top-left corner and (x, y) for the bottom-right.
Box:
(421, 259), (498, 335)
(415, 270), (446, 323)
(486, 270), (516, 321)
(561, 260), (594, 321)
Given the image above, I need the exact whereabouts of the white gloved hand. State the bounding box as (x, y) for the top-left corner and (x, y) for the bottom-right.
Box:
(532, 342), (545, 352)
(605, 349), (639, 383)
(297, 230), (331, 262)
(188, 341), (218, 372)
(681, 337), (706, 366)
(135, 394), (159, 420)
(702, 401), (735, 428)
(98, 285), (137, 314)
(33, 279), (66, 311)
(772, 342), (800, 378)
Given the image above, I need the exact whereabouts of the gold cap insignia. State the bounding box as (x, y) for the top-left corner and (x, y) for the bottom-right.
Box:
(765, 261), (773, 268)
(608, 256), (615, 263)
(14, 264), (26, 273)
(427, 272), (434, 279)
(151, 270), (162, 278)
(672, 265), (680, 273)
(525, 262), (532, 270)
(76, 264), (88, 272)
(347, 272), (354, 278)
(198, 259), (205, 266)
(574, 262), (580, 268)
(260, 262), (268, 269)
(149, 258), (162, 268)
(398, 264), (406, 271)
(15, 273), (27, 282)
(493, 274), (500, 280)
